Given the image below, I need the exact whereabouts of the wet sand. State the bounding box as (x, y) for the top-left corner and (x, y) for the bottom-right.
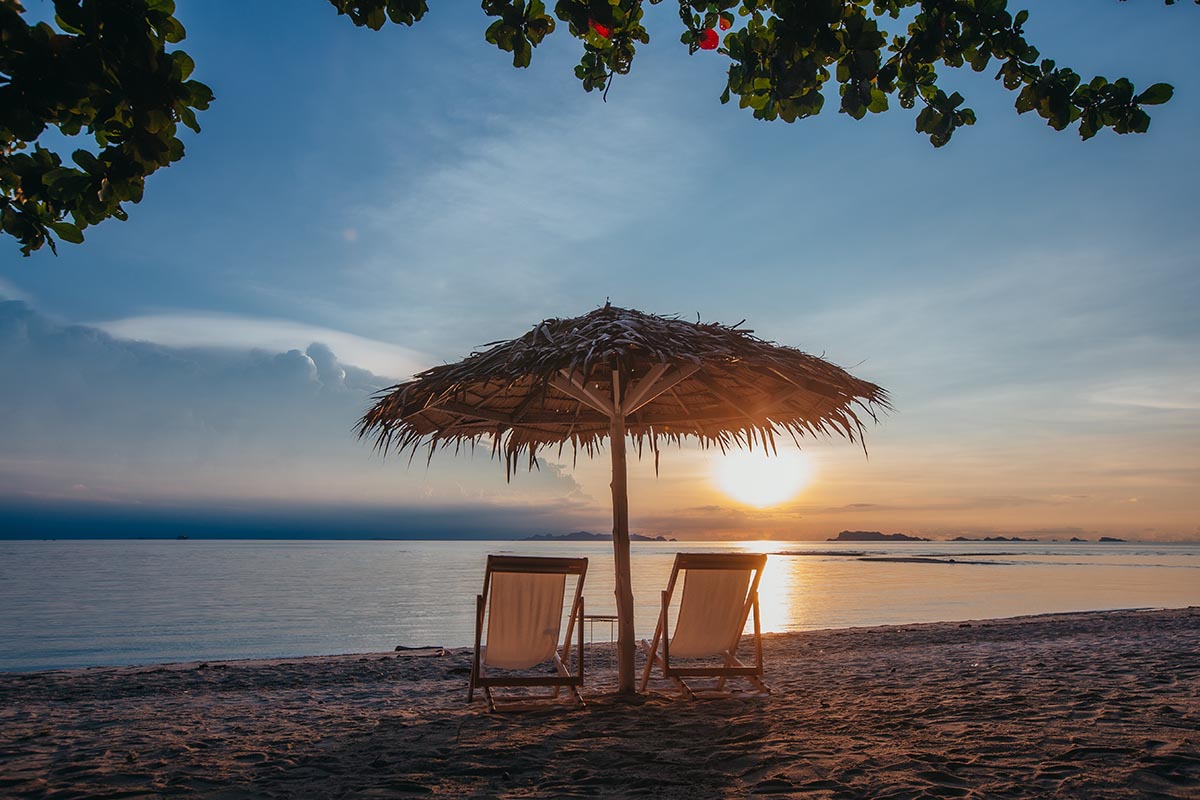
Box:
(1, 608), (1197, 798)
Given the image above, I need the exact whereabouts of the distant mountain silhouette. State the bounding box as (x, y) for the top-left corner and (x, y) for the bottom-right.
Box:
(827, 530), (929, 542)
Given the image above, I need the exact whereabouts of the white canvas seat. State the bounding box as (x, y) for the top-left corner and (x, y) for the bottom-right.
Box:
(468, 555), (587, 712)
(639, 553), (769, 698)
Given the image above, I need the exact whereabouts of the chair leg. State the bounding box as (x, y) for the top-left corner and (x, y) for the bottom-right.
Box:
(470, 593), (484, 704)
(642, 626), (695, 699)
(715, 649), (739, 692)
(722, 650), (770, 696)
(552, 652), (572, 700)
(639, 636), (660, 692)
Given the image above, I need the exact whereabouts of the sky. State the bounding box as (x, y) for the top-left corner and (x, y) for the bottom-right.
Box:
(1, 1), (1197, 541)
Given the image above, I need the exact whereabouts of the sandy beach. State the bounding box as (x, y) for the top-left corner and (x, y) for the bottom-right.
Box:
(1, 608), (1197, 799)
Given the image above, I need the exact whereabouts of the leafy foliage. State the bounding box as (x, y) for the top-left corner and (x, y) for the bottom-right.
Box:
(1, 0), (1188, 256)
(334, 0), (1183, 147)
(1, 0), (213, 255)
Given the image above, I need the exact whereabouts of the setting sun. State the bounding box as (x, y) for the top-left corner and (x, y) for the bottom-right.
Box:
(712, 448), (815, 508)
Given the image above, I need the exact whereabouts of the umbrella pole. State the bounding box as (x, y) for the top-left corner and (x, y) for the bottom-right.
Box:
(609, 410), (636, 694)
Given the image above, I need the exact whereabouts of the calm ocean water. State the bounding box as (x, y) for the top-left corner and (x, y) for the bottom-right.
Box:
(1, 539), (1197, 672)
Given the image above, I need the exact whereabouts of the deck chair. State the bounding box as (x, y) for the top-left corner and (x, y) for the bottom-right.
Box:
(468, 555), (587, 712)
(639, 553), (770, 699)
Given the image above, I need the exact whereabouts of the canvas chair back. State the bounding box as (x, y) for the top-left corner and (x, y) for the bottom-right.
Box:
(483, 570), (567, 670)
(640, 553), (769, 698)
(669, 566), (755, 658)
(470, 555), (588, 711)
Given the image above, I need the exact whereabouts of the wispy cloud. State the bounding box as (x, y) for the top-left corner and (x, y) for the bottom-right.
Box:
(800, 496), (1048, 514)
(1089, 374), (1200, 411)
(769, 244), (1200, 443)
(0, 277), (31, 302)
(328, 99), (712, 354)
(92, 312), (428, 379)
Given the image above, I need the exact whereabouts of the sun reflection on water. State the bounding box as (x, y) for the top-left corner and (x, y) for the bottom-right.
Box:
(735, 542), (797, 634)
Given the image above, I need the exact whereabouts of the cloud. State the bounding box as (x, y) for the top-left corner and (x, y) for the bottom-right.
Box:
(323, 98), (713, 355)
(0, 277), (31, 302)
(92, 311), (427, 379)
(806, 496), (1047, 514)
(1089, 376), (1200, 411)
(0, 300), (587, 514)
(828, 502), (885, 511)
(1093, 467), (1200, 485)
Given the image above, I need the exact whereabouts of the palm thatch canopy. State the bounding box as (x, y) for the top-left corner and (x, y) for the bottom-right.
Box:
(358, 303), (889, 471)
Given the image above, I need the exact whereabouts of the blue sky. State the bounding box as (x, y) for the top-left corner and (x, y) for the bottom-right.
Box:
(1, 1), (1197, 540)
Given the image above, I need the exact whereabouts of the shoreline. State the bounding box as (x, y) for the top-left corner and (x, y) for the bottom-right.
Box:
(1, 605), (1183, 677)
(2, 607), (1197, 798)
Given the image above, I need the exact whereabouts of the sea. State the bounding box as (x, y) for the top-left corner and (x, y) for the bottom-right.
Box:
(1, 539), (1198, 672)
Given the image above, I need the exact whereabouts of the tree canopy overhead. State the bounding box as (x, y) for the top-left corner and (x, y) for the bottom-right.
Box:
(1, 0), (1191, 257)
(1, 0), (212, 256)
(335, 1), (1183, 145)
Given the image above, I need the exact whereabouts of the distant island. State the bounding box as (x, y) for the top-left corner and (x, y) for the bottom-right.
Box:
(522, 531), (677, 542)
(1099, 537), (1127, 543)
(827, 530), (929, 542)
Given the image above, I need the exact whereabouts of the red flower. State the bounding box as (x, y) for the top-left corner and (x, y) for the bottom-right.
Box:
(698, 28), (719, 50)
(718, 16), (732, 31)
(589, 19), (612, 39)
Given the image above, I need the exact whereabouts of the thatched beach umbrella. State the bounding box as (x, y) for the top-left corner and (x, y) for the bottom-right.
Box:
(358, 303), (889, 693)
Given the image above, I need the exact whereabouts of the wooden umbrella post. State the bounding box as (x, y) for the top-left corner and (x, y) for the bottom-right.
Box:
(609, 371), (636, 694)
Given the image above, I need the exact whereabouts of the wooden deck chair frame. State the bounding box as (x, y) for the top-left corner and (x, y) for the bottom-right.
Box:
(468, 555), (587, 712)
(639, 553), (769, 699)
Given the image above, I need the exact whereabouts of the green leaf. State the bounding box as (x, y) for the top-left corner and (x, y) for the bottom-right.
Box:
(48, 222), (84, 244)
(71, 150), (100, 173)
(514, 37), (532, 68)
(1130, 108), (1151, 134)
(173, 51), (195, 81)
(179, 106), (200, 133)
(1014, 87), (1036, 114)
(53, 13), (84, 34)
(1137, 83), (1174, 105)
